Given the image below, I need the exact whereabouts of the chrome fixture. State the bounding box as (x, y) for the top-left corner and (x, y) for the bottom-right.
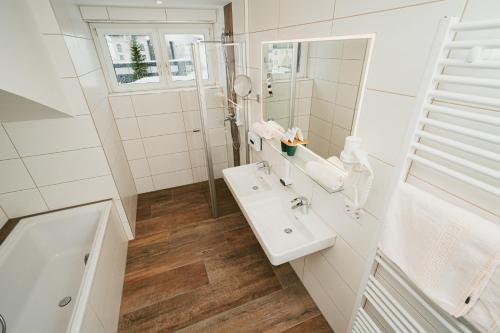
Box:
(291, 196), (311, 214)
(58, 296), (71, 307)
(0, 313), (5, 333)
(256, 161), (271, 175)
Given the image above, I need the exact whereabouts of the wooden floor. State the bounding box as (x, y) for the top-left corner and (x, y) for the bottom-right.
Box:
(118, 179), (333, 333)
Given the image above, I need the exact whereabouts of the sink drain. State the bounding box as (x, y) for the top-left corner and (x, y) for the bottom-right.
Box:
(58, 296), (71, 307)
(284, 228), (293, 234)
(252, 185), (259, 190)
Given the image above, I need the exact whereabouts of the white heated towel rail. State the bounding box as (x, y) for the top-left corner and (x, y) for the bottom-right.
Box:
(351, 16), (500, 333)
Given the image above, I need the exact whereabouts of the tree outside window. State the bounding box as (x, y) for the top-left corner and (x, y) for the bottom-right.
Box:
(130, 37), (148, 80)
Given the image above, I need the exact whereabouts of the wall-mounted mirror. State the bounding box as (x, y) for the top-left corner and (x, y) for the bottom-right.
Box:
(261, 36), (372, 160)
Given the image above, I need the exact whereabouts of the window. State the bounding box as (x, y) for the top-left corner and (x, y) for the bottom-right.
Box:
(93, 24), (212, 92)
(164, 34), (208, 81)
(264, 42), (307, 80)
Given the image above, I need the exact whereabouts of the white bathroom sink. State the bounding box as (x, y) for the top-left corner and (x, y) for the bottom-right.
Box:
(223, 163), (336, 265)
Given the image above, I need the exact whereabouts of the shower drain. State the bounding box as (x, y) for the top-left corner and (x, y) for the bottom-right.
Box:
(58, 296), (71, 307)
(284, 228), (293, 234)
(252, 185), (259, 190)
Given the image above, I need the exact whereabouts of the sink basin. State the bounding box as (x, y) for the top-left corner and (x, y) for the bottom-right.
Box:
(222, 164), (273, 198)
(223, 163), (336, 266)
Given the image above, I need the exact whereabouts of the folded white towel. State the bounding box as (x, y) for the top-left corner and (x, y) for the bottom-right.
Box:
(305, 161), (346, 193)
(250, 122), (273, 139)
(326, 156), (345, 171)
(266, 120), (285, 133)
(380, 183), (500, 332)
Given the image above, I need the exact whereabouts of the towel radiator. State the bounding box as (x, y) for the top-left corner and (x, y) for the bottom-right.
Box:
(351, 16), (500, 333)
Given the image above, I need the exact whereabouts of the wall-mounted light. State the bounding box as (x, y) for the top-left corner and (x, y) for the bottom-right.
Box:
(156, 0), (163, 4)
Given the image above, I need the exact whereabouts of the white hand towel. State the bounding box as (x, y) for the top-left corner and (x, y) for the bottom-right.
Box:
(380, 183), (500, 332)
(250, 122), (273, 139)
(305, 161), (346, 192)
(267, 120), (285, 133)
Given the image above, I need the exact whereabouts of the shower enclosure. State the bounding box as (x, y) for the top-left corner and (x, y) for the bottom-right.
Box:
(192, 40), (249, 217)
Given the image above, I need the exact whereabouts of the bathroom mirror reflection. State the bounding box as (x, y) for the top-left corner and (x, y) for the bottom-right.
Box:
(261, 36), (372, 159)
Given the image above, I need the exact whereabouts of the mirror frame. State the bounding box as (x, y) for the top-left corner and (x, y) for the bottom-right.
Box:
(259, 34), (376, 162)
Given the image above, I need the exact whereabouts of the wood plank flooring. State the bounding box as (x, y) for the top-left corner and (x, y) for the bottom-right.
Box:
(118, 179), (333, 333)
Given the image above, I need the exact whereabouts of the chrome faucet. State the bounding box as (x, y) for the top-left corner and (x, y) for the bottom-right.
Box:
(256, 161), (271, 175)
(291, 196), (311, 214)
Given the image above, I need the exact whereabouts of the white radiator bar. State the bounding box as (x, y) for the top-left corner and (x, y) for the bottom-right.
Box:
(429, 89), (500, 108)
(358, 308), (382, 333)
(438, 59), (500, 69)
(424, 103), (500, 126)
(451, 19), (500, 31)
(415, 130), (500, 163)
(420, 118), (500, 144)
(408, 154), (500, 196)
(412, 142), (500, 180)
(445, 39), (500, 49)
(434, 74), (500, 88)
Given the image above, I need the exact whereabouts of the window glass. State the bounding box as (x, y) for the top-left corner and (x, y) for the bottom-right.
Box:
(104, 34), (160, 85)
(164, 34), (208, 81)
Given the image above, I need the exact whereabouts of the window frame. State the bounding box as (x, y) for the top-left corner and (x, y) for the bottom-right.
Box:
(91, 23), (215, 93)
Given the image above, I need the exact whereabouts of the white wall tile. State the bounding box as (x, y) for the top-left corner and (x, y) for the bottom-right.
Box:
(23, 147), (110, 187)
(148, 152), (191, 175)
(342, 39), (368, 60)
(334, 105), (355, 130)
(0, 159), (35, 193)
(311, 183), (380, 258)
(4, 116), (101, 156)
(51, 0), (92, 38)
(192, 166), (208, 183)
(79, 69), (108, 113)
(79, 6), (109, 20)
(129, 159), (150, 179)
(116, 118), (141, 140)
(183, 111), (201, 131)
(122, 139), (145, 160)
(248, 0), (279, 32)
(43, 35), (76, 78)
(302, 266), (349, 333)
(60, 78), (90, 115)
(332, 1), (465, 96)
(334, 0), (440, 18)
(143, 133), (188, 157)
(137, 113), (185, 137)
(338, 60), (363, 85)
(208, 128), (227, 147)
(39, 175), (118, 209)
(0, 126), (18, 160)
(305, 252), (357, 318)
(0, 207), (7, 229)
(313, 79), (337, 103)
(132, 92), (182, 116)
(356, 89), (414, 164)
(335, 83), (359, 109)
(134, 176), (154, 194)
(311, 99), (335, 122)
(64, 36), (100, 76)
(278, 0), (334, 27)
(166, 8), (216, 23)
(107, 7), (166, 21)
(109, 95), (135, 118)
(249, 30), (279, 69)
(25, 0), (61, 34)
(152, 169), (193, 190)
(0, 189), (48, 217)
(179, 89), (199, 111)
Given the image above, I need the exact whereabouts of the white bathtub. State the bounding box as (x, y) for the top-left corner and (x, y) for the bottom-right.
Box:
(0, 201), (128, 333)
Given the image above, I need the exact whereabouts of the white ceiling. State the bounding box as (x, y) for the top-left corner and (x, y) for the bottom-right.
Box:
(72, 0), (230, 8)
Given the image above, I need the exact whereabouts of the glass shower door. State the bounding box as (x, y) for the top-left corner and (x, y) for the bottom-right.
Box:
(192, 40), (248, 217)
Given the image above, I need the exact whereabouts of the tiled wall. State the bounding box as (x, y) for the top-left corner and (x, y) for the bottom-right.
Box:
(231, 0), (499, 332)
(307, 39), (367, 158)
(263, 79), (313, 132)
(0, 0), (137, 234)
(109, 88), (233, 194)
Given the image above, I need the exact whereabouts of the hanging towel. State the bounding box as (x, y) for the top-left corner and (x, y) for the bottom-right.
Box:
(305, 161), (346, 192)
(380, 183), (500, 332)
(250, 122), (273, 139)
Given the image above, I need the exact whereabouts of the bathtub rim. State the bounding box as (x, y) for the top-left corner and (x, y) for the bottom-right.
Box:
(0, 200), (114, 333)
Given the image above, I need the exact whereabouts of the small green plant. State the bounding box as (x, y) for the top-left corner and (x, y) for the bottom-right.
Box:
(130, 37), (147, 80)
